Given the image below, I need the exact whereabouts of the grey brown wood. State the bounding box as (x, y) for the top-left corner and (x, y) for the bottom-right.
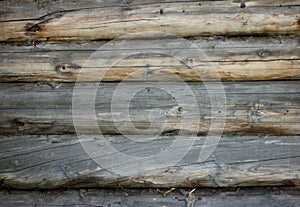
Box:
(0, 134), (299, 189)
(0, 0), (299, 41)
(1, 0), (300, 196)
(0, 187), (299, 207)
(1, 36), (299, 82)
(0, 81), (299, 135)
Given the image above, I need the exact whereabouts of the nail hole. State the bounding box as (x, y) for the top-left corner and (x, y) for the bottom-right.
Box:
(218, 111), (221, 114)
(178, 106), (182, 112)
(159, 9), (164, 15)
(182, 10), (185, 13)
(61, 65), (66, 70)
(240, 2), (246, 8)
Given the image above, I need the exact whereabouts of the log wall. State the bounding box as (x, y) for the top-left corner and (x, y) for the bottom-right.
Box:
(0, 0), (299, 199)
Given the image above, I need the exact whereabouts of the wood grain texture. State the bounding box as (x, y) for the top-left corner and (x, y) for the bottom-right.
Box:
(1, 36), (300, 82)
(0, 134), (299, 189)
(1, 81), (299, 135)
(0, 187), (299, 207)
(0, 0), (299, 41)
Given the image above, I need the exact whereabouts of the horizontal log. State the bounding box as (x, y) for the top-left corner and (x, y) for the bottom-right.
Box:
(0, 187), (299, 206)
(0, 0), (299, 41)
(1, 36), (300, 82)
(0, 81), (299, 135)
(0, 134), (299, 189)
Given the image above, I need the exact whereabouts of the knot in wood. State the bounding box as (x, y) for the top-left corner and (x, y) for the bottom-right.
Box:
(12, 118), (28, 132)
(165, 106), (182, 117)
(254, 110), (264, 116)
(55, 63), (81, 76)
(248, 102), (265, 122)
(257, 49), (270, 58)
(26, 24), (41, 32)
(59, 64), (71, 73)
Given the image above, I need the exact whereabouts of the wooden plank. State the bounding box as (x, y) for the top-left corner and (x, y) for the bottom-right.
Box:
(0, 81), (300, 135)
(0, 0), (299, 41)
(0, 134), (299, 189)
(1, 36), (300, 82)
(0, 81), (299, 135)
(0, 187), (299, 207)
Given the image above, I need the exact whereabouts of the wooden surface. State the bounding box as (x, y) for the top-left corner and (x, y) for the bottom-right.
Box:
(0, 134), (299, 189)
(0, 81), (299, 135)
(1, 36), (299, 82)
(1, 0), (300, 193)
(0, 187), (299, 207)
(0, 0), (300, 41)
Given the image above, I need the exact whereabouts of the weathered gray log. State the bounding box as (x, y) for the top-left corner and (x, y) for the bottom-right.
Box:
(0, 0), (299, 41)
(1, 36), (299, 82)
(0, 134), (299, 189)
(0, 81), (299, 135)
(0, 187), (299, 207)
